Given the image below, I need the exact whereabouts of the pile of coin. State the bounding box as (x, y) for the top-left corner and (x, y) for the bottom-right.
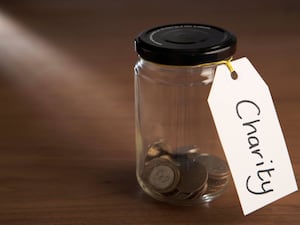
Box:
(141, 140), (230, 203)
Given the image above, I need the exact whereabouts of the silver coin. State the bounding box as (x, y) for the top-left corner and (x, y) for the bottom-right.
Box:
(204, 184), (226, 196)
(143, 158), (180, 193)
(173, 191), (193, 200)
(149, 165), (175, 190)
(188, 182), (208, 200)
(176, 157), (208, 194)
(175, 145), (198, 155)
(173, 145), (199, 162)
(203, 177), (229, 196)
(207, 177), (229, 189)
(197, 154), (229, 179)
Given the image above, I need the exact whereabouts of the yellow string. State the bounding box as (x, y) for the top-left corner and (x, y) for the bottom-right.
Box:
(201, 57), (235, 73)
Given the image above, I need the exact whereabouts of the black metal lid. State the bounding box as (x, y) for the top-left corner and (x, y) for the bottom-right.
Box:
(135, 23), (237, 66)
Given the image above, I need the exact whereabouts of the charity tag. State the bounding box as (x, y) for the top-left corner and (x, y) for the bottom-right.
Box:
(208, 57), (298, 215)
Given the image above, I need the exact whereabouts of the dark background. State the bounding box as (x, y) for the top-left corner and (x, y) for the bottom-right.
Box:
(0, 1), (299, 224)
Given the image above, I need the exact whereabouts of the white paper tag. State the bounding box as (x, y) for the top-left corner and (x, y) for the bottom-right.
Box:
(208, 57), (298, 215)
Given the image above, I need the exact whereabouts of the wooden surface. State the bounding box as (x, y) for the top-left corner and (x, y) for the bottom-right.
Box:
(0, 1), (299, 224)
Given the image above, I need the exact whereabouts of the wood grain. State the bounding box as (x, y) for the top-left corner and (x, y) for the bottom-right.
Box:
(0, 1), (299, 224)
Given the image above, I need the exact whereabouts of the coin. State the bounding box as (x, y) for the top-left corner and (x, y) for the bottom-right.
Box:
(173, 191), (193, 200)
(149, 165), (175, 190)
(143, 158), (180, 193)
(147, 146), (161, 158)
(207, 177), (228, 189)
(203, 179), (228, 196)
(176, 157), (208, 194)
(188, 182), (208, 200)
(145, 140), (171, 162)
(175, 145), (198, 155)
(172, 146), (202, 167)
(159, 154), (173, 161)
(197, 154), (229, 179)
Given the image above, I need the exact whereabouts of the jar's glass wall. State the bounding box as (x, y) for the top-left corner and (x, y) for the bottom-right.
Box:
(135, 59), (227, 204)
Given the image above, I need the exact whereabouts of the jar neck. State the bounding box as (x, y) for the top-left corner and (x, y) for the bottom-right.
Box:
(138, 58), (218, 72)
(136, 58), (221, 86)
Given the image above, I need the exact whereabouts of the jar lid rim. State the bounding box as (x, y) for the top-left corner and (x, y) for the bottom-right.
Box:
(135, 23), (237, 66)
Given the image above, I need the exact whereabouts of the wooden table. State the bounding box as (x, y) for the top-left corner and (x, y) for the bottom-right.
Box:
(0, 1), (299, 224)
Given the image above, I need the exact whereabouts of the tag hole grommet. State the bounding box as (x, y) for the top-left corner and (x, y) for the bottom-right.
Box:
(231, 71), (238, 80)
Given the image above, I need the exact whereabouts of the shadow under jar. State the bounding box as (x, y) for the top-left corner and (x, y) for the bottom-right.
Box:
(134, 24), (237, 205)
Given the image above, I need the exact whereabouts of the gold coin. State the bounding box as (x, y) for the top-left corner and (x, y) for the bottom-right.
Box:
(160, 154), (181, 167)
(147, 146), (161, 158)
(159, 154), (172, 161)
(145, 140), (171, 162)
(143, 158), (180, 193)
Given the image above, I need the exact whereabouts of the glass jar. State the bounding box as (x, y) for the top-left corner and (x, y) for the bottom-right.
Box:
(134, 24), (237, 205)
